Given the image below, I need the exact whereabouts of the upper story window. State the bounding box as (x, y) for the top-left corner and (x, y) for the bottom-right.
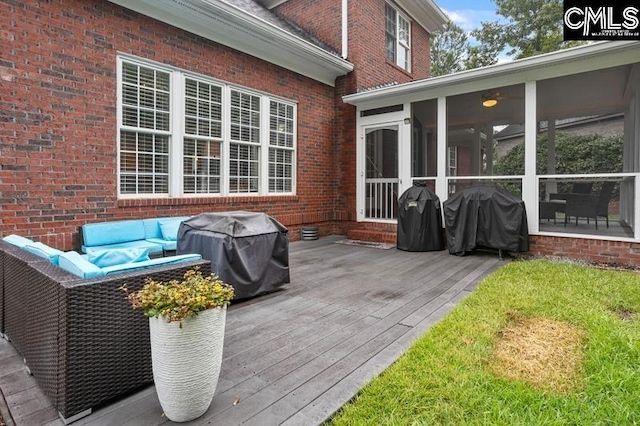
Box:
(117, 56), (297, 198)
(385, 3), (411, 72)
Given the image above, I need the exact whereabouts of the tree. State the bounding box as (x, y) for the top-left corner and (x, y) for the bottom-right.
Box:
(471, 0), (584, 60)
(430, 0), (583, 76)
(429, 21), (470, 77)
(494, 132), (623, 177)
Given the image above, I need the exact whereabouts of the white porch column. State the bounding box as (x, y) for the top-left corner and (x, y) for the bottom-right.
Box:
(436, 96), (448, 202)
(523, 81), (538, 233)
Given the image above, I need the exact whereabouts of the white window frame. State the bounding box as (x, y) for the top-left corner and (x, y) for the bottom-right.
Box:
(448, 145), (457, 176)
(385, 2), (411, 72)
(116, 54), (297, 199)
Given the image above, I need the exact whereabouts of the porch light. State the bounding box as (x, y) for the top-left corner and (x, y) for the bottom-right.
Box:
(482, 97), (498, 108)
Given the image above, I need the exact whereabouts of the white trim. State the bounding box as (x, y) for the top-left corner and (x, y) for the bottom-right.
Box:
(436, 97), (447, 202)
(523, 81), (538, 234)
(342, 0), (348, 59)
(385, 2), (412, 72)
(357, 117), (404, 222)
(107, 0), (353, 87)
(343, 41), (640, 107)
(117, 54), (297, 199)
(395, 0), (448, 34)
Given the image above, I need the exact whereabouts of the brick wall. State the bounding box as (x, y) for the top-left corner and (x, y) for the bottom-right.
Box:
(274, 0), (343, 53)
(0, 0), (338, 249)
(529, 235), (640, 268)
(348, 0), (430, 90)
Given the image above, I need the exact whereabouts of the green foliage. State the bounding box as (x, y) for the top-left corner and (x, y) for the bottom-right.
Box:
(430, 21), (471, 77)
(473, 0), (586, 60)
(120, 267), (235, 323)
(329, 260), (640, 425)
(494, 131), (624, 176)
(434, 0), (587, 74)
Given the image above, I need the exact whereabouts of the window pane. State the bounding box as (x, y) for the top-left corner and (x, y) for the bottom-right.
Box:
(270, 100), (295, 148)
(230, 90), (260, 144)
(183, 137), (221, 194)
(119, 131), (169, 195)
(229, 142), (259, 193)
(269, 147), (293, 193)
(120, 62), (170, 131)
(184, 78), (222, 139)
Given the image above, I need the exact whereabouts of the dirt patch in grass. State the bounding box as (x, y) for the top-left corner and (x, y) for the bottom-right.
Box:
(489, 313), (584, 393)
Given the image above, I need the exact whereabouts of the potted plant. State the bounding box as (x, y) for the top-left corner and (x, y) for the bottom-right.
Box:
(121, 267), (234, 422)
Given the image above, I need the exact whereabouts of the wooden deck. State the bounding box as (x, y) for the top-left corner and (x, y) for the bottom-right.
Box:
(0, 236), (504, 426)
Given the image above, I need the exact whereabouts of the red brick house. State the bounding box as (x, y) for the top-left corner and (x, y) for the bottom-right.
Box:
(0, 0), (447, 250)
(4, 1), (640, 268)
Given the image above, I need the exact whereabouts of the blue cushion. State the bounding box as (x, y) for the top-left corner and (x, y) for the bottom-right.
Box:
(82, 220), (146, 247)
(142, 218), (162, 239)
(87, 248), (151, 268)
(22, 242), (64, 265)
(145, 238), (177, 251)
(81, 240), (164, 255)
(2, 234), (34, 248)
(58, 251), (105, 279)
(158, 218), (185, 241)
(102, 254), (202, 276)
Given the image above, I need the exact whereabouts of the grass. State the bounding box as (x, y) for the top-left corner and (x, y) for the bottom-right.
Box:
(328, 259), (640, 425)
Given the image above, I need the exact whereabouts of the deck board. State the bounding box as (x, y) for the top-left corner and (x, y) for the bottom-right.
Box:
(0, 236), (505, 426)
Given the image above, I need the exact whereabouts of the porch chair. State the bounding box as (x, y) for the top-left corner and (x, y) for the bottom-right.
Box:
(564, 181), (616, 229)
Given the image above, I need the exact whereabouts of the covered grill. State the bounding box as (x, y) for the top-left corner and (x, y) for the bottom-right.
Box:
(443, 185), (529, 257)
(396, 181), (444, 251)
(177, 211), (290, 299)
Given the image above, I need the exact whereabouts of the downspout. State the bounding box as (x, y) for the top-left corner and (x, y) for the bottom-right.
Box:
(342, 0), (348, 59)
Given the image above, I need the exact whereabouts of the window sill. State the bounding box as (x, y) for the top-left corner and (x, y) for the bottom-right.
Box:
(117, 194), (298, 208)
(385, 60), (412, 78)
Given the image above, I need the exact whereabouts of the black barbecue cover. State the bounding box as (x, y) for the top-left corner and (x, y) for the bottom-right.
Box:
(443, 185), (529, 256)
(397, 182), (444, 251)
(177, 211), (290, 300)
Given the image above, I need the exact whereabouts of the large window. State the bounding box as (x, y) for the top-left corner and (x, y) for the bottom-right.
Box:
(118, 56), (296, 197)
(385, 3), (411, 71)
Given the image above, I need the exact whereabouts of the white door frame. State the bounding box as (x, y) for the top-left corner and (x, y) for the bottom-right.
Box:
(356, 104), (412, 222)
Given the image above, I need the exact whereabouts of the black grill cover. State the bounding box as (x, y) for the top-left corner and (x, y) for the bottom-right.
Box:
(397, 182), (444, 251)
(177, 211), (290, 300)
(443, 185), (529, 256)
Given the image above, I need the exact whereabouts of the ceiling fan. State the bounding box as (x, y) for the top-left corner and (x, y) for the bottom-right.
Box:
(481, 91), (523, 108)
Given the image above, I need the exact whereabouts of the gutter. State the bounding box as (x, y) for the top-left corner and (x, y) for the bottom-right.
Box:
(343, 41), (640, 105)
(108, 0), (353, 86)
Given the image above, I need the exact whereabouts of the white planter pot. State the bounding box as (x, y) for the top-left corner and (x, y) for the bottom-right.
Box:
(149, 306), (227, 422)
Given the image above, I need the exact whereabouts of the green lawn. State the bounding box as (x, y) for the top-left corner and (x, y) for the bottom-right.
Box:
(328, 260), (640, 425)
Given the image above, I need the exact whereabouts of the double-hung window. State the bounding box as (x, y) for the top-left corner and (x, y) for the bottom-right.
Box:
(117, 56), (296, 198)
(385, 3), (411, 72)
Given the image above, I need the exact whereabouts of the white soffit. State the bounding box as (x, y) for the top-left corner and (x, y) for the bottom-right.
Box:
(343, 41), (640, 108)
(396, 0), (449, 34)
(108, 0), (353, 86)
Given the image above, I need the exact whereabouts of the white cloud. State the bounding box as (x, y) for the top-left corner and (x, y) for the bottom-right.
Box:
(441, 8), (502, 32)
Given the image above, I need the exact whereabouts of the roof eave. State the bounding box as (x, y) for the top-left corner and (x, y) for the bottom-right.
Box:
(397, 0), (449, 34)
(343, 41), (640, 106)
(107, 0), (353, 86)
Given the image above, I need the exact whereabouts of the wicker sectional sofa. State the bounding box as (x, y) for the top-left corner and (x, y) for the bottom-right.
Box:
(0, 240), (211, 422)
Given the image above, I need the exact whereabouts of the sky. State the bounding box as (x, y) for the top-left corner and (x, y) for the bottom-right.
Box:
(433, 0), (512, 62)
(434, 0), (501, 33)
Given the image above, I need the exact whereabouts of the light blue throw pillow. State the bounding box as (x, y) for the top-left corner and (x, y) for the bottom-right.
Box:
(87, 248), (151, 268)
(23, 242), (64, 265)
(2, 234), (34, 248)
(158, 218), (182, 241)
